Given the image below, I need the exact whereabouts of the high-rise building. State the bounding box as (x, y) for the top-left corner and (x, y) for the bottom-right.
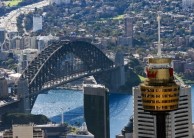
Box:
(23, 34), (31, 49)
(17, 48), (38, 73)
(15, 36), (24, 50)
(84, 84), (110, 138)
(37, 35), (59, 52)
(21, 54), (28, 71)
(140, 57), (180, 138)
(116, 118), (133, 138)
(3, 124), (45, 138)
(0, 77), (8, 98)
(124, 15), (133, 38)
(33, 15), (43, 32)
(10, 36), (24, 50)
(30, 36), (37, 49)
(133, 85), (192, 138)
(172, 60), (185, 73)
(0, 28), (5, 44)
(136, 13), (187, 138)
(37, 39), (45, 52)
(122, 15), (133, 47)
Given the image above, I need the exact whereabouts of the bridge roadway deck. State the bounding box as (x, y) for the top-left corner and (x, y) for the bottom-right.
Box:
(0, 65), (123, 115)
(28, 66), (117, 98)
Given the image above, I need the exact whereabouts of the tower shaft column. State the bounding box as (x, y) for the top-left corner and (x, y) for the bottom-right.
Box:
(156, 113), (166, 138)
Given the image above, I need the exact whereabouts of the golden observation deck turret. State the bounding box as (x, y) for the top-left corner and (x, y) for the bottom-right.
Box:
(140, 57), (180, 112)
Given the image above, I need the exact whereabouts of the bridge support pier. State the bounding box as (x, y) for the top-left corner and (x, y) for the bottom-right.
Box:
(94, 66), (126, 92)
(17, 77), (31, 113)
(110, 66), (126, 91)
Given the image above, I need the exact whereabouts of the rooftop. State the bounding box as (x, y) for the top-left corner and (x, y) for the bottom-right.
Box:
(83, 84), (105, 89)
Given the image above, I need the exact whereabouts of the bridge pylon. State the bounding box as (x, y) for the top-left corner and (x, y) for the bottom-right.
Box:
(17, 77), (31, 113)
(110, 65), (126, 91)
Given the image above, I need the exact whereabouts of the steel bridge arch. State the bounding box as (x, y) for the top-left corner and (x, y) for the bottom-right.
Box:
(18, 40), (114, 107)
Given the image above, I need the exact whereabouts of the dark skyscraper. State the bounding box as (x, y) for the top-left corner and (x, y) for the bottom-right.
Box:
(0, 77), (8, 98)
(84, 84), (110, 138)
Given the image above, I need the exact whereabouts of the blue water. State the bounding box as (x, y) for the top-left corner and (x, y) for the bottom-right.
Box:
(31, 86), (194, 138)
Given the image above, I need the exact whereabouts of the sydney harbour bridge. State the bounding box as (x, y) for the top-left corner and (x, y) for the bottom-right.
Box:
(0, 40), (125, 114)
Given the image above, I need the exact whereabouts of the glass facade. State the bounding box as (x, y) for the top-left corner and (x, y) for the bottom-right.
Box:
(84, 93), (109, 138)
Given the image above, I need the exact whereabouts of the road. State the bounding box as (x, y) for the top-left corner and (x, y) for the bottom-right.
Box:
(0, 0), (49, 32)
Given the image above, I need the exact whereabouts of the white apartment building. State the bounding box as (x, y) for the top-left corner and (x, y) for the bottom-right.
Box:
(3, 124), (45, 138)
(133, 86), (192, 138)
(33, 15), (43, 32)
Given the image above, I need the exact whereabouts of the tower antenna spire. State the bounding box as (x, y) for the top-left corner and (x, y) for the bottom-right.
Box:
(157, 12), (162, 57)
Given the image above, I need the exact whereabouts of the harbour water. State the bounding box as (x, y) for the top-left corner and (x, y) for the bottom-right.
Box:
(31, 86), (194, 138)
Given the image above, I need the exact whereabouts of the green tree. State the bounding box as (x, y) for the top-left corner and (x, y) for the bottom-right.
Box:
(128, 57), (140, 68)
(6, 58), (14, 65)
(24, 13), (33, 31)
(2, 113), (50, 126)
(134, 65), (145, 76)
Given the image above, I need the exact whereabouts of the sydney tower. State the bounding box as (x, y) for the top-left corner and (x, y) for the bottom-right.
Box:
(140, 13), (180, 138)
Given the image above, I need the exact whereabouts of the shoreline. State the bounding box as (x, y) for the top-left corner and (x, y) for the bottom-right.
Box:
(54, 86), (131, 94)
(55, 86), (83, 91)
